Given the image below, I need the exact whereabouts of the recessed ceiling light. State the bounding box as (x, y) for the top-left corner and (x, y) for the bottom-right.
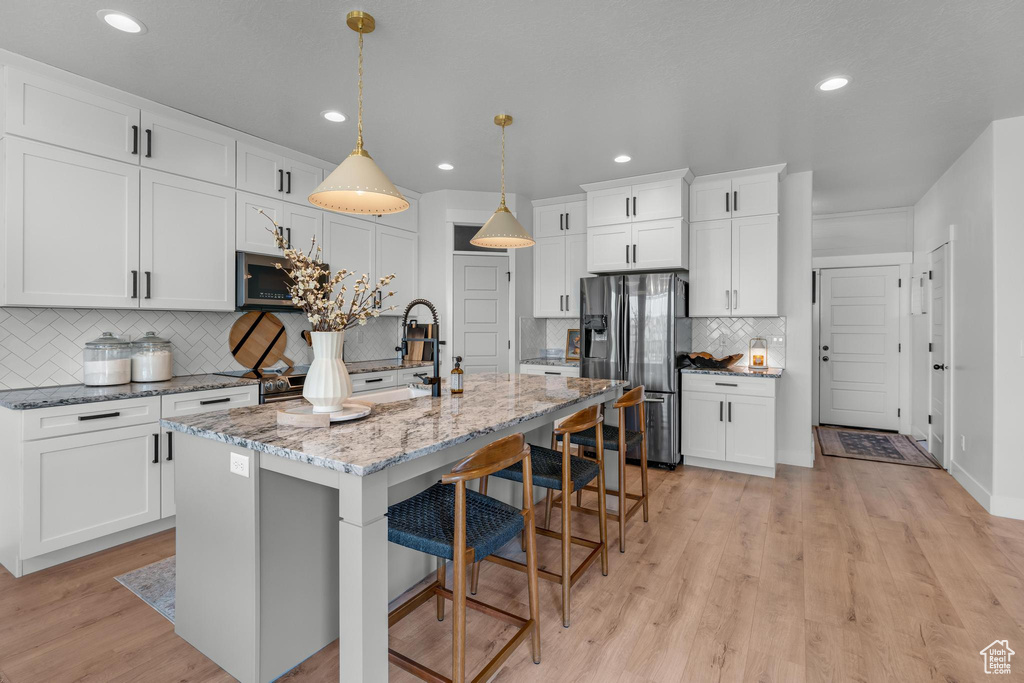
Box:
(614, 155), (631, 163)
(817, 76), (850, 92)
(97, 10), (147, 34)
(321, 110), (346, 123)
(437, 162), (454, 171)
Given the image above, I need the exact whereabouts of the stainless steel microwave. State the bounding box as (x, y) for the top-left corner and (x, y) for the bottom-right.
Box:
(236, 252), (329, 311)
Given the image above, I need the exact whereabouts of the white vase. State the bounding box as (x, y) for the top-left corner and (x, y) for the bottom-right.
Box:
(304, 331), (352, 413)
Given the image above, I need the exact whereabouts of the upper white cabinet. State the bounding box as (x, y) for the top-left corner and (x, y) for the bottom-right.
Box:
(140, 170), (235, 311)
(324, 214), (374, 286)
(584, 173), (690, 228)
(139, 111), (235, 186)
(3, 138), (141, 308)
(4, 69), (140, 163)
(688, 215), (778, 317)
(323, 215), (417, 317)
(373, 193), (419, 233)
(587, 219), (688, 273)
(236, 192), (284, 255)
(236, 142), (322, 205)
(535, 199), (585, 238)
(690, 170), (779, 222)
(281, 203), (323, 253)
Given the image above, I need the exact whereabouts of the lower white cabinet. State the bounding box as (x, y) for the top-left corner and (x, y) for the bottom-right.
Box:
(587, 219), (688, 273)
(518, 364), (579, 378)
(680, 374), (776, 475)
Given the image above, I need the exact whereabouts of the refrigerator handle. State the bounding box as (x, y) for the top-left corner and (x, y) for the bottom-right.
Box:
(622, 285), (630, 382)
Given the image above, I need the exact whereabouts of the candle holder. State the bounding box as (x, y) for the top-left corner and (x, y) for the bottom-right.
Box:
(748, 337), (768, 370)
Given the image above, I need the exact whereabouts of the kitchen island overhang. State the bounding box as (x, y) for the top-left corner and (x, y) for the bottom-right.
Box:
(162, 373), (625, 683)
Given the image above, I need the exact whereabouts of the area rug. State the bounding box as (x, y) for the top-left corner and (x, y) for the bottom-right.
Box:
(115, 556), (176, 623)
(816, 426), (940, 469)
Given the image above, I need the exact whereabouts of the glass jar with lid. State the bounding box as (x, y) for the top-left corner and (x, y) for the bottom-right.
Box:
(131, 332), (174, 382)
(83, 332), (132, 386)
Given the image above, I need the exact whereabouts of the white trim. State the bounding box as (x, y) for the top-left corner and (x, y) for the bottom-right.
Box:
(812, 206), (913, 222)
(532, 193), (585, 208)
(777, 446), (814, 468)
(812, 268), (821, 426)
(950, 459), (992, 513)
(812, 252), (914, 268)
(991, 494), (1024, 520)
(682, 455), (775, 479)
(20, 516), (176, 577)
(579, 167), (695, 192)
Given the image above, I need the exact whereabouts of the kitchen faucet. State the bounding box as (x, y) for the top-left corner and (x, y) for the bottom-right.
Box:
(395, 298), (444, 398)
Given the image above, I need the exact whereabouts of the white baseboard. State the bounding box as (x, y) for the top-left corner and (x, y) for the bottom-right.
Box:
(990, 494), (1024, 520)
(683, 455), (775, 479)
(950, 459), (992, 513)
(19, 516), (176, 577)
(777, 447), (813, 468)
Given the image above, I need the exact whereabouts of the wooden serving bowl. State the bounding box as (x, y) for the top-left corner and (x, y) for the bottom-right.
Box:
(686, 352), (744, 369)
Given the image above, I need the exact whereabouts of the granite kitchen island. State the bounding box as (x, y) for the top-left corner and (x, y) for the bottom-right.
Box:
(162, 373), (624, 683)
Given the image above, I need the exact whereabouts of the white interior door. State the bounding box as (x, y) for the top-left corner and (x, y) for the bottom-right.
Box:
(819, 266), (901, 430)
(453, 255), (509, 374)
(929, 245), (948, 466)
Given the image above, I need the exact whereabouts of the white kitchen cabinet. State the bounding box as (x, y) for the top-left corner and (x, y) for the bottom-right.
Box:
(4, 68), (140, 163)
(680, 374), (777, 476)
(236, 192), (284, 255)
(236, 142), (322, 205)
(587, 219), (687, 273)
(140, 170), (235, 311)
(689, 170), (779, 222)
(519, 364), (579, 378)
(374, 194), (419, 233)
(533, 236), (567, 317)
(688, 216), (778, 317)
(324, 213), (375, 290)
(139, 110), (235, 187)
(3, 138), (141, 308)
(586, 176), (687, 227)
(282, 203), (323, 252)
(375, 226), (419, 316)
(565, 231), (588, 316)
(21, 424), (161, 558)
(534, 200), (585, 239)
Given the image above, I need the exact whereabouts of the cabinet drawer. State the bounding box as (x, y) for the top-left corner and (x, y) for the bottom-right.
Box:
(520, 364), (578, 377)
(22, 397), (161, 441)
(397, 367), (431, 385)
(680, 374), (777, 398)
(352, 371), (397, 393)
(161, 385), (259, 418)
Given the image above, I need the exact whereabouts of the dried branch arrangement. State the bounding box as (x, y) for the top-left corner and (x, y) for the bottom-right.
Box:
(255, 208), (396, 332)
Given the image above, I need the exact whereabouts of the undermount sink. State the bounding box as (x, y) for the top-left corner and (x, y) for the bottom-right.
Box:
(357, 385), (432, 404)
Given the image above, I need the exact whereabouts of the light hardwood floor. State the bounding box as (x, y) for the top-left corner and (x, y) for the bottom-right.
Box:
(2, 439), (1023, 682)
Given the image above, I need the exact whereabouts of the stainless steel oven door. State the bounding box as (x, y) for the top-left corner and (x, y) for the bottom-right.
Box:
(262, 392), (304, 404)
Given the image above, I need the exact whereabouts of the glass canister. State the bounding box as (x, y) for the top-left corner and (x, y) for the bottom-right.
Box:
(131, 332), (174, 382)
(748, 337), (768, 369)
(83, 332), (132, 386)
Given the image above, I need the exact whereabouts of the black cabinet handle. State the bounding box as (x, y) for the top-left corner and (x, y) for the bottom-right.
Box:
(145, 271), (152, 299)
(559, 213), (563, 231)
(565, 213), (569, 231)
(131, 125), (139, 155)
(715, 382), (738, 387)
(632, 244), (637, 263)
(559, 295), (563, 312)
(144, 128), (152, 158)
(286, 171), (292, 194)
(626, 197), (630, 217)
(719, 401), (723, 422)
(733, 190), (738, 212)
(365, 378), (384, 383)
(166, 431), (173, 461)
(131, 270), (138, 299)
(632, 196), (637, 216)
(726, 192), (730, 213)
(545, 371), (561, 375)
(728, 402), (732, 422)
(625, 245), (630, 264)
(278, 169), (284, 192)
(152, 433), (160, 464)
(78, 411), (121, 421)
(286, 227), (292, 248)
(200, 397), (232, 405)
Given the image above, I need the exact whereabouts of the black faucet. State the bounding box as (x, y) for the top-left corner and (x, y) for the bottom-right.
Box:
(395, 299), (444, 398)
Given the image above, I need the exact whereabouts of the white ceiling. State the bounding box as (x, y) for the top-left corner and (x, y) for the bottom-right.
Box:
(2, 0), (1023, 213)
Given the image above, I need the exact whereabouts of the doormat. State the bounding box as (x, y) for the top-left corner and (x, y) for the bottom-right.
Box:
(816, 426), (940, 469)
(115, 555), (176, 623)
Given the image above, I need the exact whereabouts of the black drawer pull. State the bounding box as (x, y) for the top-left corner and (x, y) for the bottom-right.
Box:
(78, 411), (121, 421)
(131, 125), (139, 155)
(152, 433), (160, 464)
(365, 378), (384, 383)
(144, 128), (152, 158)
(715, 382), (738, 387)
(200, 397), (231, 405)
(166, 431), (173, 461)
(545, 371), (561, 375)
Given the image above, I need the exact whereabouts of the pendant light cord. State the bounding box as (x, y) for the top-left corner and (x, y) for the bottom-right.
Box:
(356, 29), (364, 152)
(499, 123), (506, 208)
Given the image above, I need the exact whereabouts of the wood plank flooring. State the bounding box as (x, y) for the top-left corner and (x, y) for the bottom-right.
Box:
(2, 439), (1023, 682)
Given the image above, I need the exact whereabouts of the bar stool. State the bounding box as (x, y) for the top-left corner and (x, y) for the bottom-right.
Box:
(555, 385), (649, 553)
(386, 433), (541, 683)
(471, 404), (609, 627)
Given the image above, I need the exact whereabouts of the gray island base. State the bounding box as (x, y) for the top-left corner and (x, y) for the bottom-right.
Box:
(163, 373), (625, 682)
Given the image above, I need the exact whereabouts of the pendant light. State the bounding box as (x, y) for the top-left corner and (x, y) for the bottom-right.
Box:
(309, 11), (409, 215)
(471, 114), (535, 249)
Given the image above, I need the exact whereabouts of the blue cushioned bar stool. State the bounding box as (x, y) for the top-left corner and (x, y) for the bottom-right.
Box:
(387, 433), (541, 683)
(555, 385), (649, 553)
(470, 404), (609, 628)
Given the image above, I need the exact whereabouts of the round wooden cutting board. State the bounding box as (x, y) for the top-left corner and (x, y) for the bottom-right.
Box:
(229, 312), (293, 370)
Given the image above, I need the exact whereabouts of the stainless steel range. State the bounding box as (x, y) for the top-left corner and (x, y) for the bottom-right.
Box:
(214, 365), (310, 404)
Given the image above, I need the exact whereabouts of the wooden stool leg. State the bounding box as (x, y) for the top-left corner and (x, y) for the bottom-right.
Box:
(522, 452), (542, 664)
(436, 557), (446, 621)
(544, 489), (553, 530)
(617, 442), (627, 554)
(596, 427), (609, 576)
(452, 485), (468, 683)
(471, 476), (488, 596)
(640, 426), (650, 523)
(561, 480), (572, 627)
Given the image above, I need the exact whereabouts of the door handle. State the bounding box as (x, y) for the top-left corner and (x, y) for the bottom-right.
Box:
(145, 271), (152, 299)
(278, 169), (284, 192)
(200, 397), (232, 405)
(152, 433), (160, 464)
(166, 431), (173, 461)
(733, 289), (738, 309)
(715, 382), (738, 387)
(933, 363), (946, 370)
(79, 412), (121, 421)
(643, 396), (666, 403)
(286, 171), (292, 194)
(822, 345), (829, 351)
(144, 128), (152, 158)
(822, 356), (830, 362)
(719, 401), (723, 422)
(131, 125), (139, 155)
(131, 270), (138, 299)
(545, 371), (561, 375)
(365, 378), (384, 383)
(733, 191), (738, 212)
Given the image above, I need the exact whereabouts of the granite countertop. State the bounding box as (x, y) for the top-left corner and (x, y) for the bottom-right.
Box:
(162, 373), (625, 477)
(0, 374), (260, 410)
(520, 357), (580, 368)
(679, 366), (784, 379)
(345, 359), (433, 374)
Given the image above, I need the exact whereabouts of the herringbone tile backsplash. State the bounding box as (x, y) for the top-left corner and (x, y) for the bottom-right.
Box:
(691, 317), (786, 368)
(0, 307), (402, 391)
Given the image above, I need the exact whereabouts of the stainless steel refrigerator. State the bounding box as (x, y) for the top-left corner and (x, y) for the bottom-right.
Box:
(580, 273), (690, 467)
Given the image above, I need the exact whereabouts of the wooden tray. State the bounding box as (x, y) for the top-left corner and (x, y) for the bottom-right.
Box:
(276, 400), (373, 428)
